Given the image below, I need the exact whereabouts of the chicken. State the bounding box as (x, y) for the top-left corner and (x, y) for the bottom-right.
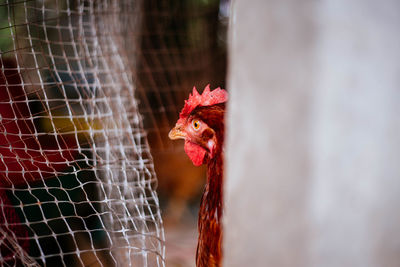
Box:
(169, 85), (227, 267)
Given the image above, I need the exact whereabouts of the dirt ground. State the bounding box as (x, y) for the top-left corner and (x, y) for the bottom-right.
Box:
(164, 223), (198, 267)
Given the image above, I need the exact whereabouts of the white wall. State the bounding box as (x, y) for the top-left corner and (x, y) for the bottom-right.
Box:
(224, 1), (400, 266)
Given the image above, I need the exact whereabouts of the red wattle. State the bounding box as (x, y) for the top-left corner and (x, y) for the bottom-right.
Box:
(184, 140), (206, 166)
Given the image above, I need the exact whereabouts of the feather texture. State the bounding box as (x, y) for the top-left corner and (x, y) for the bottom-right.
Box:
(170, 86), (227, 267)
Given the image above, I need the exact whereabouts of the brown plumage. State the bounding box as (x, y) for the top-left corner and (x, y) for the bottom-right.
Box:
(169, 86), (227, 267)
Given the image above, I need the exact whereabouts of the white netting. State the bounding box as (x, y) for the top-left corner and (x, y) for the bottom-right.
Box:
(0, 0), (164, 266)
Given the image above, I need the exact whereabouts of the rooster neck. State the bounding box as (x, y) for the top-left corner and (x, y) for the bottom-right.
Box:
(204, 154), (223, 215)
(196, 152), (223, 267)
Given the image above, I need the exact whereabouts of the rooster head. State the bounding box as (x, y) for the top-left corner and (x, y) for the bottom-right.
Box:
(169, 85), (227, 166)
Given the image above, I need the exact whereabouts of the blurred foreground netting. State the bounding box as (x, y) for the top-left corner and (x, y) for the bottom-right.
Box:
(0, 0), (165, 266)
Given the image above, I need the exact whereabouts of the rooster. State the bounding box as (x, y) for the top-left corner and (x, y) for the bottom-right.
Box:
(169, 85), (227, 267)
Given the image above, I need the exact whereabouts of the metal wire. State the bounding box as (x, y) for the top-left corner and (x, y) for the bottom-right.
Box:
(0, 0), (165, 266)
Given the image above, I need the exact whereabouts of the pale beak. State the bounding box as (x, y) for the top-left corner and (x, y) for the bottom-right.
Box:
(168, 126), (186, 140)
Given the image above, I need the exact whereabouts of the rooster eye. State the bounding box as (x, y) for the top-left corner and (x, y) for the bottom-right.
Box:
(192, 120), (201, 131)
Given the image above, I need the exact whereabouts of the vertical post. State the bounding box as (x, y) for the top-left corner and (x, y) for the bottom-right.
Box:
(224, 1), (314, 266)
(224, 0), (400, 266)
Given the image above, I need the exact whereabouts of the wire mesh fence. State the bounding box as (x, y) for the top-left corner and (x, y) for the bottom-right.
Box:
(0, 0), (164, 266)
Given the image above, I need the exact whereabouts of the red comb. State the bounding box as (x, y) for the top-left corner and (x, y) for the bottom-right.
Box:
(178, 85), (228, 122)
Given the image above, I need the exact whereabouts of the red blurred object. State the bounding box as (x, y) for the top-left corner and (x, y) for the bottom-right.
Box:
(0, 58), (78, 186)
(0, 58), (79, 261)
(169, 85), (227, 267)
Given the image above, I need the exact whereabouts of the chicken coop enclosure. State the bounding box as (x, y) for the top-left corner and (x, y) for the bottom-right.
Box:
(0, 0), (226, 266)
(0, 0), (166, 266)
(4, 0), (398, 266)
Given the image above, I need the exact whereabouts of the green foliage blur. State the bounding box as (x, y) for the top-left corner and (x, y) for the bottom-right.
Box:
(0, 0), (14, 53)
